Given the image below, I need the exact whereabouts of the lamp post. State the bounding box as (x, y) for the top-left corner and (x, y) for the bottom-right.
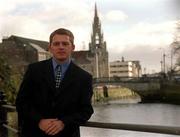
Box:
(163, 53), (166, 73)
(95, 48), (99, 78)
(160, 60), (163, 73)
(159, 48), (166, 74)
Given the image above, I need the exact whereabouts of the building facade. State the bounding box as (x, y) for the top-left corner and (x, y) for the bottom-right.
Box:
(110, 57), (142, 77)
(0, 35), (50, 73)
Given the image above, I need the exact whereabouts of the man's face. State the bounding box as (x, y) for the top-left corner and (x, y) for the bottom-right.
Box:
(49, 34), (75, 63)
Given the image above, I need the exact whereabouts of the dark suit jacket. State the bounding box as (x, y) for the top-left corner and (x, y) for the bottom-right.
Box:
(16, 59), (94, 137)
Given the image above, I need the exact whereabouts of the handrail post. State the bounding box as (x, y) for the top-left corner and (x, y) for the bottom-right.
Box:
(0, 91), (8, 137)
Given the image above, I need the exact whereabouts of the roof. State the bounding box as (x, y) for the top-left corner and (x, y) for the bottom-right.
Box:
(6, 35), (49, 51)
(29, 43), (47, 52)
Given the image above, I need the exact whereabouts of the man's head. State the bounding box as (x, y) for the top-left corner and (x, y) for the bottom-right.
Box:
(48, 28), (75, 63)
(49, 28), (74, 45)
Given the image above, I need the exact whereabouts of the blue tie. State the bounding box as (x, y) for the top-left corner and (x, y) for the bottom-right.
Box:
(55, 65), (62, 88)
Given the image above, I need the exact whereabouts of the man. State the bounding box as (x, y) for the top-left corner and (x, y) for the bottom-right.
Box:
(16, 28), (94, 137)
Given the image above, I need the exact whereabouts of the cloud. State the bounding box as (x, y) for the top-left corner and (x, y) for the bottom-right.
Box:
(0, 0), (92, 43)
(107, 20), (176, 53)
(106, 10), (128, 22)
(106, 20), (177, 72)
(0, 15), (49, 41)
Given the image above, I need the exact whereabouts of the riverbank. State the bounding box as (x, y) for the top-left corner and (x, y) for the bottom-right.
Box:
(92, 86), (141, 105)
(92, 83), (180, 105)
(140, 83), (180, 105)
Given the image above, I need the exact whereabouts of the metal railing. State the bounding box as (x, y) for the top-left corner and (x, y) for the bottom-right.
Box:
(1, 104), (180, 137)
(84, 121), (180, 135)
(93, 76), (162, 84)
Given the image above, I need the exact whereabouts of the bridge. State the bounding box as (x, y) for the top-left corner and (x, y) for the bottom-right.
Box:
(92, 77), (180, 103)
(93, 77), (161, 100)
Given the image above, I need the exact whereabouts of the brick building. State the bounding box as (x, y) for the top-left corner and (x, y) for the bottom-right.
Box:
(0, 35), (50, 73)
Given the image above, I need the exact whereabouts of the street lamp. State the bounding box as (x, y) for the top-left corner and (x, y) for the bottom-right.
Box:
(95, 47), (99, 78)
(159, 48), (166, 74)
(163, 53), (166, 73)
(160, 60), (163, 73)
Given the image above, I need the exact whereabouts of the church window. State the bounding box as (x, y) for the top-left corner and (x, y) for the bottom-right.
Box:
(95, 33), (99, 44)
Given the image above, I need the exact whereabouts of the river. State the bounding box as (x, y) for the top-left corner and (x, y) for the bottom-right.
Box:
(80, 99), (180, 137)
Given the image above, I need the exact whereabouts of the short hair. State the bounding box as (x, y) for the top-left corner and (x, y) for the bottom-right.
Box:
(49, 28), (74, 45)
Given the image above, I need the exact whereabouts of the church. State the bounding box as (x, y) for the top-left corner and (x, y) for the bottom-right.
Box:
(72, 4), (109, 78)
(0, 4), (109, 78)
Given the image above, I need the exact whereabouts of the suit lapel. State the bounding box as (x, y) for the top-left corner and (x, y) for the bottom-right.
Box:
(58, 62), (76, 93)
(43, 59), (56, 91)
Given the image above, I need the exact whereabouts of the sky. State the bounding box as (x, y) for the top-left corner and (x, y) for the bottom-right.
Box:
(0, 0), (179, 74)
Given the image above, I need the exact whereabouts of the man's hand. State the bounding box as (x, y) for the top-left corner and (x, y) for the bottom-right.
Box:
(38, 119), (57, 131)
(45, 119), (65, 135)
(38, 118), (65, 136)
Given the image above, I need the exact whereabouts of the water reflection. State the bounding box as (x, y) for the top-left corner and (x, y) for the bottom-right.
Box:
(81, 100), (180, 137)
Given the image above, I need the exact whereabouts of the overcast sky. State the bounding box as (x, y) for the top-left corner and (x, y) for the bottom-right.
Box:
(0, 0), (179, 73)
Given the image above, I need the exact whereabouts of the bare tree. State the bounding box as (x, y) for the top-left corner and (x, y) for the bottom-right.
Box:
(171, 20), (180, 71)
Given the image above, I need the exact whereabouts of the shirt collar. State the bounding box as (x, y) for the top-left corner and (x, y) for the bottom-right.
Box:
(52, 57), (71, 70)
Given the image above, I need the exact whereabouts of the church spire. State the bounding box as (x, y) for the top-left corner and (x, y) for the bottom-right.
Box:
(94, 3), (98, 18)
(88, 3), (109, 78)
(93, 3), (99, 25)
(89, 3), (107, 53)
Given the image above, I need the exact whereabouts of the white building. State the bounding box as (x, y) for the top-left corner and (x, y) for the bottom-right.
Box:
(110, 58), (142, 77)
(29, 43), (50, 61)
